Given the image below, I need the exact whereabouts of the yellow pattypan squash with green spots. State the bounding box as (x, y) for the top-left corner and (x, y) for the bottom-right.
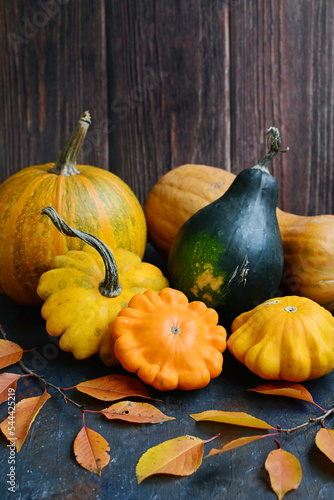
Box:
(37, 207), (168, 366)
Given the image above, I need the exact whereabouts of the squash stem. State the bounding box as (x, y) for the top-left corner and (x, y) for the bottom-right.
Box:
(41, 206), (123, 298)
(49, 111), (91, 176)
(253, 126), (289, 173)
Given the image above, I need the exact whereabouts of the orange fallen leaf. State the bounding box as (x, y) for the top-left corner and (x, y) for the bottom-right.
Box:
(0, 392), (51, 452)
(73, 425), (110, 475)
(248, 382), (316, 405)
(136, 435), (206, 483)
(206, 434), (269, 457)
(190, 410), (275, 429)
(315, 427), (334, 463)
(0, 339), (23, 369)
(76, 375), (155, 401)
(0, 373), (21, 405)
(101, 401), (175, 423)
(265, 447), (302, 500)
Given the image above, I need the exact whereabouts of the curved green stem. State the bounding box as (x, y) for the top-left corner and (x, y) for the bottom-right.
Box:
(41, 206), (122, 298)
(49, 111), (91, 176)
(253, 126), (289, 173)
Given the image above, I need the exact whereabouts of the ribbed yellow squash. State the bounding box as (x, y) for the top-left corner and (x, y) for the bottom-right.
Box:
(227, 296), (334, 381)
(37, 208), (167, 366)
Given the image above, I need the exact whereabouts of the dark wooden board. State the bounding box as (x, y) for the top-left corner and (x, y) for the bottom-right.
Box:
(229, 0), (334, 214)
(0, 0), (108, 179)
(1, 1), (332, 211)
(0, 248), (333, 499)
(106, 0), (230, 203)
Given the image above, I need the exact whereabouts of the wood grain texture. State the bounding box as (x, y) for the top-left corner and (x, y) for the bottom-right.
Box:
(230, 0), (334, 214)
(280, 0), (334, 215)
(106, 0), (230, 204)
(0, 0), (108, 182)
(0, 0), (333, 212)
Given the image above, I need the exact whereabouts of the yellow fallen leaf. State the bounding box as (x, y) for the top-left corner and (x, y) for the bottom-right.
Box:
(0, 339), (23, 369)
(206, 434), (269, 457)
(0, 392), (51, 452)
(248, 382), (316, 405)
(73, 425), (110, 476)
(315, 427), (334, 463)
(136, 435), (205, 484)
(265, 447), (302, 500)
(101, 401), (175, 423)
(76, 374), (155, 401)
(190, 410), (275, 429)
(0, 373), (21, 405)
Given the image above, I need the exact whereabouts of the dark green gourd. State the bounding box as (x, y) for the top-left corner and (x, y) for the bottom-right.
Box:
(167, 127), (287, 317)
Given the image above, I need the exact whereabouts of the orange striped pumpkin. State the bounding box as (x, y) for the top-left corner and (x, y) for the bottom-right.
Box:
(0, 111), (146, 306)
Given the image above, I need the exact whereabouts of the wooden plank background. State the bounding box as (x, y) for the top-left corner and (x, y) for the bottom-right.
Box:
(0, 0), (333, 214)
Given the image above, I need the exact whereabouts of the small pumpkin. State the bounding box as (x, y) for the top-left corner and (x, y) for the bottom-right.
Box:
(227, 296), (334, 381)
(144, 164), (236, 258)
(167, 127), (285, 316)
(37, 207), (168, 366)
(0, 111), (146, 307)
(111, 287), (227, 391)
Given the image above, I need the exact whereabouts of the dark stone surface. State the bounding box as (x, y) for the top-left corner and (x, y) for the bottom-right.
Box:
(0, 246), (333, 499)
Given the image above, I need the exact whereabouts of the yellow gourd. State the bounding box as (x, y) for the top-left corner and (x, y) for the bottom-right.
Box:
(37, 207), (168, 366)
(227, 296), (334, 381)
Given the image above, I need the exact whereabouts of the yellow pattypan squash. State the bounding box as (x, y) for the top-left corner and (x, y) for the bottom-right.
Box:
(227, 296), (334, 381)
(111, 287), (227, 391)
(37, 207), (168, 365)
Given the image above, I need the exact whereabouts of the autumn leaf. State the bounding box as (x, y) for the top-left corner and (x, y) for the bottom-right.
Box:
(76, 375), (156, 402)
(265, 446), (302, 500)
(0, 339), (23, 369)
(315, 427), (334, 463)
(136, 435), (206, 484)
(206, 434), (269, 457)
(73, 425), (110, 475)
(248, 382), (317, 405)
(190, 410), (275, 429)
(101, 401), (175, 424)
(0, 392), (51, 452)
(0, 373), (21, 404)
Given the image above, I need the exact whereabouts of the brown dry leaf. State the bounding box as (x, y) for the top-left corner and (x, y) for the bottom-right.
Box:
(0, 392), (51, 452)
(76, 375), (155, 402)
(248, 382), (316, 405)
(0, 339), (23, 369)
(73, 425), (110, 476)
(315, 427), (334, 463)
(265, 447), (302, 500)
(136, 435), (205, 484)
(101, 401), (175, 423)
(0, 373), (21, 404)
(190, 410), (275, 429)
(206, 434), (268, 457)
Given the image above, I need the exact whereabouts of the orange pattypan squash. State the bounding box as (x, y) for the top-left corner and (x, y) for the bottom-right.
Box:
(227, 296), (334, 382)
(111, 287), (227, 391)
(37, 207), (168, 366)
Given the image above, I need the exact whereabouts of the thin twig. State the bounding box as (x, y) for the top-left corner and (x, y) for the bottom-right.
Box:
(278, 407), (334, 434)
(0, 323), (85, 412)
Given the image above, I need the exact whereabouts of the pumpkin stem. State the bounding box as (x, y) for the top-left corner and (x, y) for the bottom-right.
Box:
(41, 206), (123, 298)
(253, 126), (289, 173)
(49, 111), (91, 176)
